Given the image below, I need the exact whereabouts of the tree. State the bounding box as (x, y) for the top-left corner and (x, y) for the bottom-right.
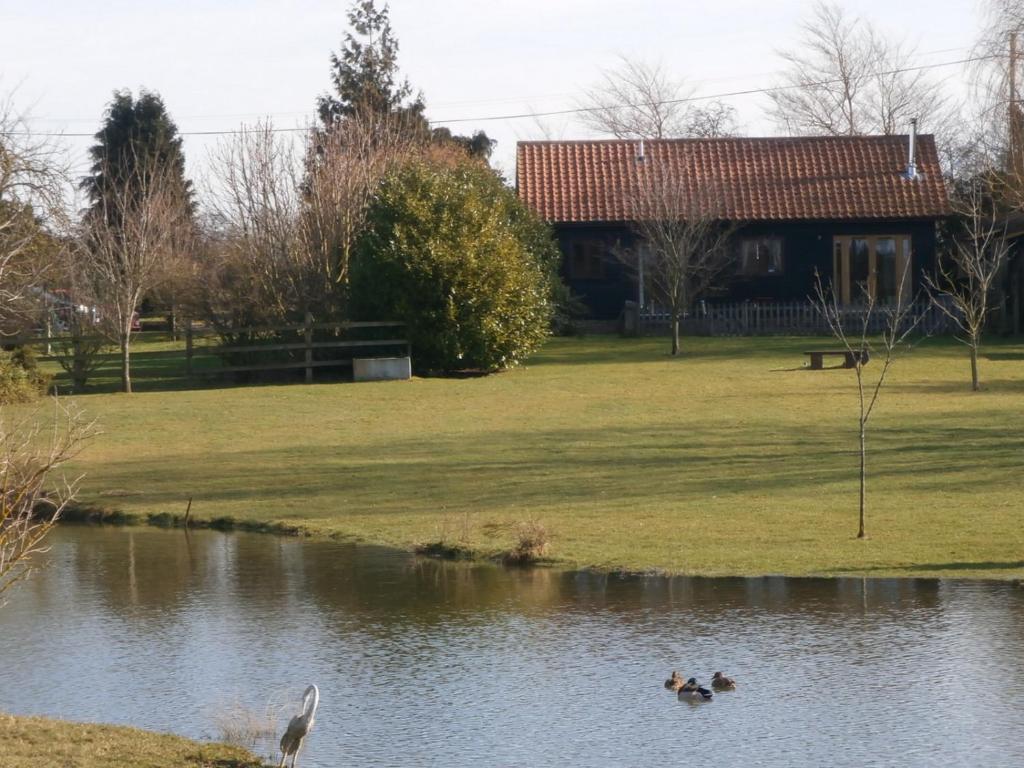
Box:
(81, 90), (193, 216)
(49, 245), (110, 393)
(969, 2), (1024, 203)
(203, 121), (304, 335)
(621, 162), (736, 356)
(813, 268), (921, 539)
(579, 56), (738, 139)
(300, 112), (416, 320)
(349, 153), (558, 372)
(317, 0), (424, 128)
(0, 92), (67, 327)
(79, 91), (194, 393)
(0, 400), (94, 600)
(80, 153), (192, 393)
(925, 176), (1011, 391)
(768, 2), (947, 137)
(202, 115), (414, 339)
(317, 0), (493, 158)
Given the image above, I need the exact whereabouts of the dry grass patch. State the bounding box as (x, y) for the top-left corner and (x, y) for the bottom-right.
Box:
(0, 713), (265, 768)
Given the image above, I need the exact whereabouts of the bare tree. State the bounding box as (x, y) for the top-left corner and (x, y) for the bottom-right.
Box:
(622, 163), (735, 355)
(925, 178), (1011, 391)
(768, 2), (948, 137)
(46, 244), (109, 393)
(203, 121), (304, 333)
(813, 268), (921, 539)
(202, 115), (415, 335)
(969, 2), (1024, 203)
(579, 56), (738, 139)
(684, 102), (740, 139)
(0, 400), (95, 599)
(0, 93), (68, 327)
(80, 153), (192, 393)
(299, 111), (415, 319)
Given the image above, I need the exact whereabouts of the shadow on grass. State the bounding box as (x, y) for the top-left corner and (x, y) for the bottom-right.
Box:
(77, 408), (1024, 515)
(888, 378), (1024, 394)
(528, 335), (845, 367)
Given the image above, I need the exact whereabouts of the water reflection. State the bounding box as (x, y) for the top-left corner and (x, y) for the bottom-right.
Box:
(1, 527), (1022, 767)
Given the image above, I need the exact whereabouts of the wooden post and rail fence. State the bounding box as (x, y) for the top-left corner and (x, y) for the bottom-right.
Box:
(11, 315), (410, 386)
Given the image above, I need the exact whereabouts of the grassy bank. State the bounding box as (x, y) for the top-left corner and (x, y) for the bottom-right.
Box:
(0, 714), (263, 768)
(42, 334), (1024, 579)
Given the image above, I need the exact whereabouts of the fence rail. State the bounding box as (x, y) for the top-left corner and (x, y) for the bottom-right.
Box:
(638, 300), (955, 337)
(13, 314), (409, 385)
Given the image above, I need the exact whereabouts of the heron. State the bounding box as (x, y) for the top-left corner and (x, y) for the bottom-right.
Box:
(279, 684), (320, 768)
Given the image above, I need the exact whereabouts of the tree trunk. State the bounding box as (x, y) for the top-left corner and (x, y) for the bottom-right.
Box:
(858, 418), (866, 539)
(120, 333), (132, 394)
(169, 302), (179, 342)
(671, 315), (680, 356)
(970, 336), (980, 392)
(73, 338), (87, 393)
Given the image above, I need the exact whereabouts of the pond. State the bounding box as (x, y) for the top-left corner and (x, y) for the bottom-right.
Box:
(1, 526), (1023, 767)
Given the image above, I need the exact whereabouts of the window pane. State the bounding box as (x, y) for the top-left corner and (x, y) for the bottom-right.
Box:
(738, 237), (783, 275)
(876, 238), (897, 303)
(767, 238), (783, 273)
(850, 239), (870, 300)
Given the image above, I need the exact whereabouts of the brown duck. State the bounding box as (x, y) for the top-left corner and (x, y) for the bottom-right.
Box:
(664, 671), (685, 692)
(711, 671), (736, 690)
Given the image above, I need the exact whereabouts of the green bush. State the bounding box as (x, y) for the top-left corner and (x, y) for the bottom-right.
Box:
(0, 347), (51, 403)
(350, 157), (559, 372)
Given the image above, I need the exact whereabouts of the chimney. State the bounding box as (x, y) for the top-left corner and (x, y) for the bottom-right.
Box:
(637, 138), (645, 163)
(905, 118), (918, 180)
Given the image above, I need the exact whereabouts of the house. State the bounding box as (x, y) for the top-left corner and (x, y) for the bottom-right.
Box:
(516, 133), (951, 322)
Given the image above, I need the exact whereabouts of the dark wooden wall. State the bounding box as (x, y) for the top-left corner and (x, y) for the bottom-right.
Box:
(555, 219), (940, 320)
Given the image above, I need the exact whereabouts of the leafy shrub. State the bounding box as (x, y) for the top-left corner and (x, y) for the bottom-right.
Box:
(503, 520), (551, 565)
(350, 156), (560, 372)
(0, 347), (51, 403)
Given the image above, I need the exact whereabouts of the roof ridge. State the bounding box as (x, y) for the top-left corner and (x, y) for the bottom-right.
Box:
(517, 135), (935, 147)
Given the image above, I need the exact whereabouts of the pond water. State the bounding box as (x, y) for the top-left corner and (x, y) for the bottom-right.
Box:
(1, 526), (1023, 767)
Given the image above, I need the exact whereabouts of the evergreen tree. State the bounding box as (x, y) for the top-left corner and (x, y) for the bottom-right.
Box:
(317, 1), (494, 159)
(81, 90), (193, 217)
(317, 0), (425, 129)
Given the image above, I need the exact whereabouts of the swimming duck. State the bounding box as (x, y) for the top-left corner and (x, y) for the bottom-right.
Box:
(678, 677), (713, 702)
(664, 671), (685, 692)
(711, 672), (736, 691)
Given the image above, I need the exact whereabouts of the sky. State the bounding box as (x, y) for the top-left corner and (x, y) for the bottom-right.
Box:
(2, 0), (986, 193)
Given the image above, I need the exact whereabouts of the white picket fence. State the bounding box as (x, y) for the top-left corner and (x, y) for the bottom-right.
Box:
(639, 300), (954, 337)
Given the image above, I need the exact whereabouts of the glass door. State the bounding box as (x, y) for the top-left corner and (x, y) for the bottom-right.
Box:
(832, 236), (911, 305)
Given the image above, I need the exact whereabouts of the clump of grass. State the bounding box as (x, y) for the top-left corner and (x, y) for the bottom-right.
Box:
(211, 698), (279, 752)
(502, 520), (551, 565)
(415, 511), (477, 560)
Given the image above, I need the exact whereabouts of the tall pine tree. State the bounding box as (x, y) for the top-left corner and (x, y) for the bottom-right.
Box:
(317, 1), (494, 159)
(82, 90), (193, 217)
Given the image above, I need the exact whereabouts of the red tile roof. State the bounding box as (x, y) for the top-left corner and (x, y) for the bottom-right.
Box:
(516, 135), (950, 223)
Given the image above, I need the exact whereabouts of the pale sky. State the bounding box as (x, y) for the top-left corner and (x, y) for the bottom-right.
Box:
(2, 0), (985, 193)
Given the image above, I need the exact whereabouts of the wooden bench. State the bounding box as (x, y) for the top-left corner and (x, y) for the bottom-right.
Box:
(804, 349), (870, 370)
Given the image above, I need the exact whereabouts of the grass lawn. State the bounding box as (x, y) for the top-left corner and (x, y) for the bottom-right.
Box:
(0, 714), (263, 768)
(34, 333), (1024, 579)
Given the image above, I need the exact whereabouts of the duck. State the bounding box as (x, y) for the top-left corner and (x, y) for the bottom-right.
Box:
(711, 671), (736, 691)
(677, 677), (713, 702)
(664, 671), (685, 692)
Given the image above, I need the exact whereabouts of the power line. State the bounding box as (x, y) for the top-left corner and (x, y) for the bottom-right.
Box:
(1, 53), (1001, 138)
(431, 54), (999, 125)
